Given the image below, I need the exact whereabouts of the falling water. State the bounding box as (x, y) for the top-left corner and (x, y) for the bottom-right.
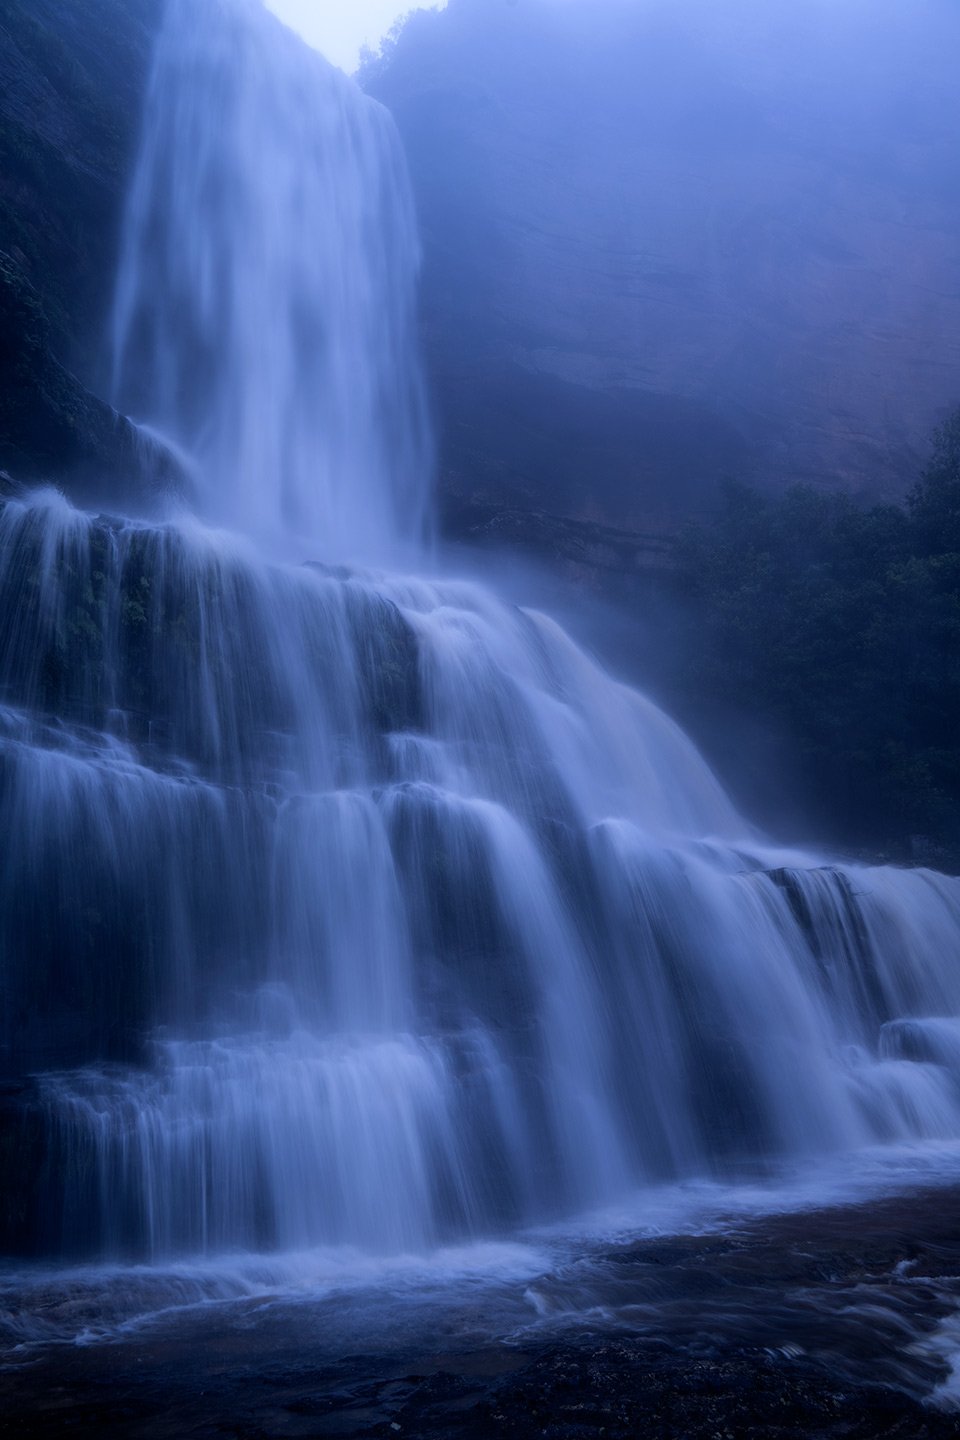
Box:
(110, 0), (432, 557)
(2, 0), (960, 1272)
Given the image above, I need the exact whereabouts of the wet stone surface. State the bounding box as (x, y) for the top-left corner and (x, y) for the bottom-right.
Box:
(3, 1189), (960, 1438)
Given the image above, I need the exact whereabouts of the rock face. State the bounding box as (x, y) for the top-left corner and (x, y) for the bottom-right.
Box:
(367, 0), (960, 530)
(0, 0), (164, 500)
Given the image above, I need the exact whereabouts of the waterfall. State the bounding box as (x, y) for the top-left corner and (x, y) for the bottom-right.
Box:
(2, 0), (960, 1267)
(110, 0), (432, 558)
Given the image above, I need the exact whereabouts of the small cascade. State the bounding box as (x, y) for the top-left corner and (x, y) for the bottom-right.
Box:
(2, 0), (960, 1268)
(2, 492), (960, 1261)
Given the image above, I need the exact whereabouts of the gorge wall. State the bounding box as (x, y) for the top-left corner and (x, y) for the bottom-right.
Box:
(366, 0), (960, 538)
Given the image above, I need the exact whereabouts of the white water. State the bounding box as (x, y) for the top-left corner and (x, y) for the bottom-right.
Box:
(111, 0), (432, 558)
(3, 0), (960, 1305)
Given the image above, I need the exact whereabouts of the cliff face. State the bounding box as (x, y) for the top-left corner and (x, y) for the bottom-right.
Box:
(3, 0), (958, 552)
(0, 0), (163, 495)
(367, 0), (960, 532)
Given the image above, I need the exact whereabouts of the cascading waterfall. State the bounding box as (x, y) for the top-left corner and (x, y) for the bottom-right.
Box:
(2, 0), (960, 1269)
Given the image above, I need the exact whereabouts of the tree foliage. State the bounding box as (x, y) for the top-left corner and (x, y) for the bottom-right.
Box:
(671, 411), (960, 860)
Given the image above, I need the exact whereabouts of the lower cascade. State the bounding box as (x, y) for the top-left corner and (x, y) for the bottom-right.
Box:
(2, 0), (960, 1272)
(2, 492), (960, 1261)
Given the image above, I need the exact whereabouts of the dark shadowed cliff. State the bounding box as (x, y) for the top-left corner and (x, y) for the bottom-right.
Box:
(0, 0), (163, 493)
(365, 0), (960, 536)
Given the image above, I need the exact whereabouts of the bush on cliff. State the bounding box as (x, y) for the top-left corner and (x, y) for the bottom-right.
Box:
(671, 411), (960, 862)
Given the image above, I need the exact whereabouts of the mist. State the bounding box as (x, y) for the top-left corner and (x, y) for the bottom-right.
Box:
(367, 0), (960, 528)
(362, 0), (960, 853)
(265, 0), (447, 71)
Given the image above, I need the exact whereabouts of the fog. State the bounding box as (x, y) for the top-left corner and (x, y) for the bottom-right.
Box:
(356, 0), (960, 848)
(266, 0), (447, 72)
(364, 0), (960, 534)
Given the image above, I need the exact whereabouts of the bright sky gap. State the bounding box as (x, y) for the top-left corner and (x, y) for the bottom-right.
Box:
(266, 0), (448, 73)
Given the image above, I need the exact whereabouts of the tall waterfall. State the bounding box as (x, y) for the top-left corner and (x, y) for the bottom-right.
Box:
(111, 0), (432, 558)
(2, 0), (960, 1266)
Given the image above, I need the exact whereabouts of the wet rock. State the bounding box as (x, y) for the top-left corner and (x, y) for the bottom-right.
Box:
(0, 0), (165, 505)
(0, 1085), (46, 1256)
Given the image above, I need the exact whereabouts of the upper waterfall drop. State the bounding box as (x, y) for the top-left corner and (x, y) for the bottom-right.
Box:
(111, 0), (433, 561)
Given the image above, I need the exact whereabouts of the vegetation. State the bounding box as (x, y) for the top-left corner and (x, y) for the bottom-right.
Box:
(671, 411), (960, 863)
